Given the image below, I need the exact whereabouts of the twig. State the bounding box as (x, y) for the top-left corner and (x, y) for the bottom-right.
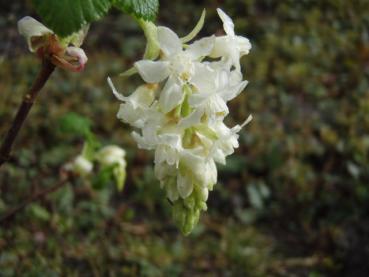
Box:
(0, 175), (71, 223)
(0, 58), (55, 168)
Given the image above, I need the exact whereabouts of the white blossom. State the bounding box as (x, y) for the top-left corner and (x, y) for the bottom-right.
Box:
(97, 145), (126, 167)
(65, 155), (93, 176)
(97, 145), (127, 191)
(109, 8), (252, 234)
(210, 8), (252, 71)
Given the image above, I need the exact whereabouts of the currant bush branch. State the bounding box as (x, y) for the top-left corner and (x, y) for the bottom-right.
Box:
(0, 58), (55, 168)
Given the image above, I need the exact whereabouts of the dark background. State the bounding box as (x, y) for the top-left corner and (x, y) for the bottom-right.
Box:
(1, 0), (369, 276)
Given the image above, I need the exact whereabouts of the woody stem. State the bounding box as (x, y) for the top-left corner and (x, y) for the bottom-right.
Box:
(0, 58), (55, 168)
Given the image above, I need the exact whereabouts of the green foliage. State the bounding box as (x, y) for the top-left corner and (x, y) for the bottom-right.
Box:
(32, 0), (112, 37)
(28, 203), (51, 221)
(58, 112), (99, 160)
(92, 164), (115, 189)
(113, 0), (159, 21)
(32, 0), (159, 37)
(58, 112), (92, 137)
(92, 163), (126, 191)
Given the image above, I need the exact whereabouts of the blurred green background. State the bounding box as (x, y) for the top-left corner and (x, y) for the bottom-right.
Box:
(1, 0), (369, 276)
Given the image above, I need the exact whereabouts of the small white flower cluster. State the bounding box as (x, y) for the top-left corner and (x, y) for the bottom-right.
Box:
(109, 9), (252, 234)
(65, 145), (127, 190)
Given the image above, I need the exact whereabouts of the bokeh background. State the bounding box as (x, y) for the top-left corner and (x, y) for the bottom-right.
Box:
(1, 0), (369, 276)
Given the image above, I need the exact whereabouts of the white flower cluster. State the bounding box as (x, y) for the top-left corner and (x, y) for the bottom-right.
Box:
(109, 9), (252, 234)
(65, 145), (127, 191)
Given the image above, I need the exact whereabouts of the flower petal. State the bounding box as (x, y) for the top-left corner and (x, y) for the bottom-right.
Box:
(134, 60), (170, 83)
(178, 108), (203, 129)
(186, 36), (215, 59)
(159, 133), (182, 149)
(107, 77), (128, 101)
(159, 77), (184, 113)
(97, 145), (126, 166)
(18, 16), (53, 52)
(205, 159), (217, 185)
(65, 46), (88, 71)
(236, 36), (252, 56)
(177, 173), (193, 198)
(220, 80), (248, 102)
(157, 26), (182, 56)
(216, 8), (235, 36)
(117, 103), (142, 127)
(188, 92), (210, 107)
(190, 64), (216, 92)
(209, 36), (229, 58)
(210, 95), (229, 115)
(166, 177), (180, 201)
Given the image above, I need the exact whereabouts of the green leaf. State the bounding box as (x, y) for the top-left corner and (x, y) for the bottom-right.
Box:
(29, 204), (51, 221)
(58, 112), (92, 137)
(113, 0), (159, 21)
(32, 0), (112, 37)
(81, 136), (100, 160)
(92, 165), (115, 189)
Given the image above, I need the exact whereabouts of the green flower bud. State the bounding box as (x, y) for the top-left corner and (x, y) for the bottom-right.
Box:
(172, 186), (211, 235)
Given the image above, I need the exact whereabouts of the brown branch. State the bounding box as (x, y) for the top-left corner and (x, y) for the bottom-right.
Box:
(0, 59), (55, 168)
(0, 175), (71, 223)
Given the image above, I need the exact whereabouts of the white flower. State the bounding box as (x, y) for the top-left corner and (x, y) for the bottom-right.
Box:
(131, 104), (203, 151)
(66, 155), (93, 176)
(135, 27), (214, 84)
(108, 78), (157, 128)
(96, 145), (127, 191)
(210, 8), (252, 71)
(189, 64), (248, 119)
(209, 115), (253, 164)
(134, 27), (215, 113)
(97, 145), (126, 167)
(154, 133), (183, 166)
(108, 8), (252, 234)
(158, 76), (184, 113)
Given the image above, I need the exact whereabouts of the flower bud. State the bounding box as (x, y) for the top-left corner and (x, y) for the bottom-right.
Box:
(18, 16), (89, 72)
(97, 145), (126, 167)
(96, 145), (127, 191)
(66, 155), (93, 176)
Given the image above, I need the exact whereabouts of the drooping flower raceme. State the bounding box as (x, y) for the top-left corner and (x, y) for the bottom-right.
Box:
(109, 8), (252, 235)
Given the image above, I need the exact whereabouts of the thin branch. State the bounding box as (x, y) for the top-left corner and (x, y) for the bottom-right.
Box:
(0, 59), (55, 168)
(0, 175), (71, 223)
